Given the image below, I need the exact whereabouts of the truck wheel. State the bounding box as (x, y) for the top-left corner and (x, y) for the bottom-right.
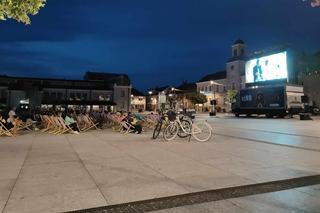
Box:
(266, 113), (273, 118)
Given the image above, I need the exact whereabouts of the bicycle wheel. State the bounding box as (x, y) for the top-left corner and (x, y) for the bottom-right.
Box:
(152, 120), (163, 139)
(177, 119), (191, 138)
(163, 122), (179, 141)
(192, 122), (212, 142)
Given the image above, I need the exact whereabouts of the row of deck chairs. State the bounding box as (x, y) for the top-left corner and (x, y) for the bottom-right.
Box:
(40, 114), (99, 135)
(103, 113), (161, 134)
(0, 119), (35, 137)
(1, 112), (161, 136)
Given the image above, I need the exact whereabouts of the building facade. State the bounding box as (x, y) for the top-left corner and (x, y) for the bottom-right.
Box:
(196, 39), (247, 111)
(301, 72), (320, 107)
(131, 88), (146, 112)
(0, 72), (132, 112)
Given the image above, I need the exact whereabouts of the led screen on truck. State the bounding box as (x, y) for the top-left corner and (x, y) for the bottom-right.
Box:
(245, 51), (288, 83)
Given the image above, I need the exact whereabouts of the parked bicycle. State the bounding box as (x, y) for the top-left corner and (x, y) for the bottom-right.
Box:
(152, 110), (192, 140)
(163, 113), (212, 142)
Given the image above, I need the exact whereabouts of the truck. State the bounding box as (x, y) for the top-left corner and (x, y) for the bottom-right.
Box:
(232, 84), (304, 118)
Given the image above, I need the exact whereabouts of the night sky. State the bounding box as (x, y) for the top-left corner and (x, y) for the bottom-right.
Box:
(0, 0), (319, 91)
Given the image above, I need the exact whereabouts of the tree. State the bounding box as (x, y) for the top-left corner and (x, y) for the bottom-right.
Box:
(0, 0), (46, 24)
(186, 93), (207, 105)
(224, 90), (238, 104)
(303, 0), (320, 7)
(311, 0), (320, 7)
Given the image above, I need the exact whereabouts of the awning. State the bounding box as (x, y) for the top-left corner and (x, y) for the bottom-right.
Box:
(41, 100), (117, 106)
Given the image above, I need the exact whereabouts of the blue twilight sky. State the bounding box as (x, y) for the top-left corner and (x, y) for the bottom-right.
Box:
(0, 0), (319, 91)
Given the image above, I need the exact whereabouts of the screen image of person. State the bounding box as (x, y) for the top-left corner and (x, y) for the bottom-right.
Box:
(253, 59), (263, 82)
(245, 51), (288, 83)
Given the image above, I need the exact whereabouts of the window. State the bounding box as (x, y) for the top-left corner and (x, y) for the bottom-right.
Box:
(241, 48), (244, 56)
(43, 92), (49, 98)
(70, 93), (75, 100)
(51, 92), (56, 98)
(233, 49), (238, 57)
(121, 90), (125, 97)
(57, 92), (63, 100)
(82, 93), (88, 100)
(232, 83), (236, 90)
(0, 90), (7, 99)
(231, 65), (234, 70)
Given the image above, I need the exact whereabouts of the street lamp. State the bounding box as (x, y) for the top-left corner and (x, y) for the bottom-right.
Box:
(210, 81), (216, 115)
(148, 91), (153, 111)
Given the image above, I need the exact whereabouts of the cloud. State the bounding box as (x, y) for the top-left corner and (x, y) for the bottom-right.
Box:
(0, 0), (319, 90)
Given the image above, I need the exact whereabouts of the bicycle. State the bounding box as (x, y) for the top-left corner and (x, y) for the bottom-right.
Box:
(152, 112), (169, 139)
(163, 115), (212, 142)
(152, 110), (192, 140)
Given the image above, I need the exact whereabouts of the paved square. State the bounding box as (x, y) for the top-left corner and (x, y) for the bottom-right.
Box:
(0, 116), (319, 212)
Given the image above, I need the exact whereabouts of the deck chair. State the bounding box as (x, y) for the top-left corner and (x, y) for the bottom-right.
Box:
(41, 115), (55, 132)
(75, 115), (86, 132)
(111, 115), (124, 132)
(56, 117), (74, 135)
(120, 121), (135, 134)
(17, 119), (34, 131)
(81, 115), (99, 131)
(50, 116), (64, 134)
(0, 122), (14, 137)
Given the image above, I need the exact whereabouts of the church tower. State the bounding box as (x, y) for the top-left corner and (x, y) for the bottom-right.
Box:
(226, 39), (247, 91)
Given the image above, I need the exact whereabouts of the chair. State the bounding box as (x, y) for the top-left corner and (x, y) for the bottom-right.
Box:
(81, 115), (99, 131)
(120, 121), (135, 134)
(16, 119), (34, 131)
(0, 122), (14, 137)
(56, 117), (74, 135)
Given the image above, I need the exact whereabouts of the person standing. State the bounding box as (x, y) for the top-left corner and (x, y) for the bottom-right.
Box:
(8, 107), (16, 123)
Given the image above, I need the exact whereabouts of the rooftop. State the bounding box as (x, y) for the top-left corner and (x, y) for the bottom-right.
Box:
(198, 70), (227, 82)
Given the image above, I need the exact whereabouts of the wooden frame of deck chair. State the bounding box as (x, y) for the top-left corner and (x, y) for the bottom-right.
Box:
(75, 115), (87, 132)
(81, 114), (99, 131)
(41, 115), (55, 133)
(55, 117), (74, 135)
(16, 119), (34, 132)
(111, 115), (124, 132)
(0, 122), (14, 137)
(145, 114), (159, 129)
(106, 114), (119, 129)
(120, 121), (135, 134)
(45, 116), (59, 134)
(49, 116), (64, 134)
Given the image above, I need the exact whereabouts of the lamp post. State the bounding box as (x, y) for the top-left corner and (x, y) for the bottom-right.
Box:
(210, 81), (216, 116)
(148, 91), (152, 111)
